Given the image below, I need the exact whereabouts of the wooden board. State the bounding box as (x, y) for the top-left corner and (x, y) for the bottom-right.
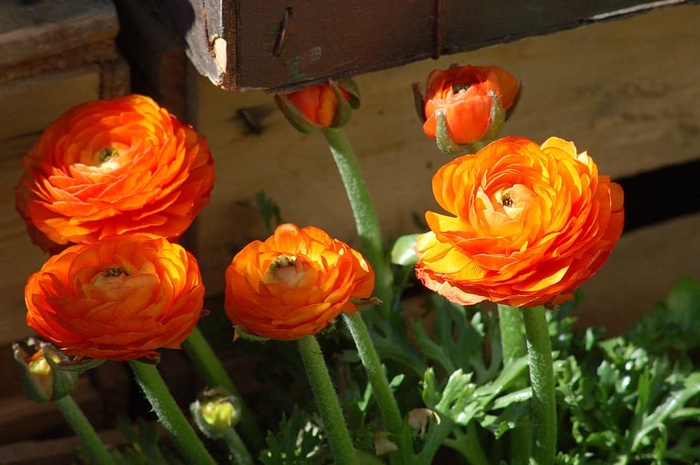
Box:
(0, 0), (119, 72)
(150, 0), (699, 90)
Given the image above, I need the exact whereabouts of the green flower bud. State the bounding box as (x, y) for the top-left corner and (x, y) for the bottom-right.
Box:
(190, 387), (242, 439)
(12, 339), (78, 403)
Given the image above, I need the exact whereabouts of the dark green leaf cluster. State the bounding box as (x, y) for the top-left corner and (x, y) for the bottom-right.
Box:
(553, 278), (700, 464)
(372, 277), (700, 464)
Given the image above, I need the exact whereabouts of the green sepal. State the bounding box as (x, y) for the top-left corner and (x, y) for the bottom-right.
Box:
(390, 233), (421, 266)
(481, 90), (506, 142)
(349, 295), (382, 310)
(57, 358), (107, 371)
(233, 325), (272, 343)
(330, 78), (360, 128)
(435, 110), (472, 156)
(337, 78), (361, 110)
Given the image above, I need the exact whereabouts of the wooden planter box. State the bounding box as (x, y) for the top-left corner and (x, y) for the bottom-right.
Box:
(149, 0), (699, 90)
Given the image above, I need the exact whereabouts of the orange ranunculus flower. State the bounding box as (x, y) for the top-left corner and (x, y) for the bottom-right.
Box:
(15, 94), (214, 251)
(416, 65), (520, 152)
(274, 79), (360, 132)
(415, 136), (624, 308)
(25, 235), (205, 361)
(224, 223), (375, 340)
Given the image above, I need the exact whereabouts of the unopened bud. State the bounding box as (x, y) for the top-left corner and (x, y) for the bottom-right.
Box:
(190, 387), (242, 438)
(13, 339), (78, 403)
(274, 79), (361, 133)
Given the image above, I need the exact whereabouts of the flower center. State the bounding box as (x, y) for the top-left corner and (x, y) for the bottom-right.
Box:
(96, 147), (119, 163)
(451, 83), (471, 94)
(87, 147), (122, 173)
(90, 266), (130, 290)
(103, 267), (129, 278)
(266, 255), (308, 287)
(500, 192), (513, 208)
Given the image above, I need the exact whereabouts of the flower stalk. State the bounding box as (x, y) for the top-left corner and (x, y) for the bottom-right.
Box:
(521, 306), (556, 465)
(498, 304), (531, 464)
(220, 428), (254, 465)
(297, 335), (359, 465)
(321, 127), (392, 318)
(129, 360), (217, 465)
(183, 326), (262, 448)
(56, 395), (116, 465)
(323, 127), (414, 460)
(343, 313), (414, 462)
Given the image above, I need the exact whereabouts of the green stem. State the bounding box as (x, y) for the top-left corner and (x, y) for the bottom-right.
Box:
(521, 306), (556, 465)
(183, 326), (262, 448)
(297, 335), (359, 465)
(498, 304), (531, 465)
(321, 128), (392, 318)
(343, 313), (414, 462)
(221, 428), (254, 465)
(129, 361), (217, 465)
(56, 395), (116, 465)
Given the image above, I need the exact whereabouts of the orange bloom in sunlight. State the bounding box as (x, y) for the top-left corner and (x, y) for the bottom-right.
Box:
(415, 136), (624, 308)
(225, 224), (375, 340)
(418, 65), (520, 149)
(25, 235), (205, 361)
(15, 94), (214, 251)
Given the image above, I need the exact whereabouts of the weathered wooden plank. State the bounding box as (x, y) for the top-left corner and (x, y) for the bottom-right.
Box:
(0, 0), (118, 68)
(151, 0), (698, 90)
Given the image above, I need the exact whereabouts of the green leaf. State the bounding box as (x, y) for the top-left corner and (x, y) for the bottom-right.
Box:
(632, 372), (700, 451)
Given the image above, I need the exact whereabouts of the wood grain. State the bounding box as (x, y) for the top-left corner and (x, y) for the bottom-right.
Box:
(151, 0), (698, 90)
(0, 0), (118, 68)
